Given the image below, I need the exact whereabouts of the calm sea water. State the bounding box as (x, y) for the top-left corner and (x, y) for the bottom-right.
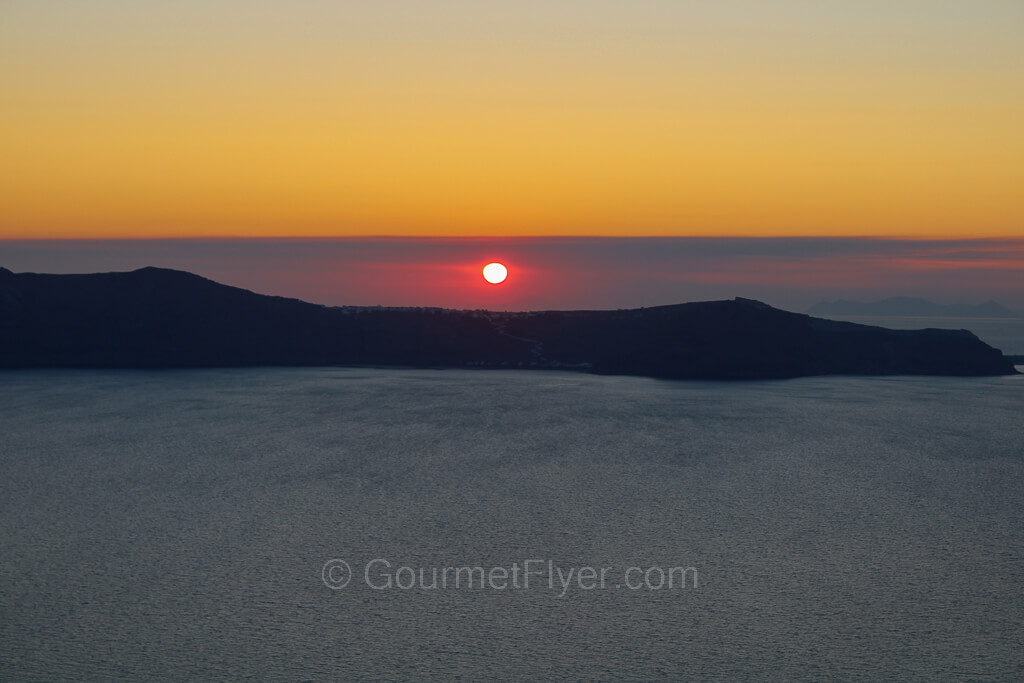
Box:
(2, 368), (1023, 681)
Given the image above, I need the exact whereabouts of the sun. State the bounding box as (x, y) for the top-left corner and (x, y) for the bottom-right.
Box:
(482, 262), (508, 284)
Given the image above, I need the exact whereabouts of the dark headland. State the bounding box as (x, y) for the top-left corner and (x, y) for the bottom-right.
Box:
(0, 267), (1016, 379)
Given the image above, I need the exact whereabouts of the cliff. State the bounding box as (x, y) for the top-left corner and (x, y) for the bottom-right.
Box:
(0, 267), (1016, 379)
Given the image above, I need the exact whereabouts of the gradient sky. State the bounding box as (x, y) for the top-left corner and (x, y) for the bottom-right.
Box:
(4, 237), (1023, 313)
(2, 1), (1023, 238)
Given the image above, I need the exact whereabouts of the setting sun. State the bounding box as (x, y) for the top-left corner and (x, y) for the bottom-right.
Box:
(482, 263), (508, 284)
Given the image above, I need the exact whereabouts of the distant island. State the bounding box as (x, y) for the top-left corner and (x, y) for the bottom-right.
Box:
(0, 267), (1016, 379)
(807, 297), (1017, 318)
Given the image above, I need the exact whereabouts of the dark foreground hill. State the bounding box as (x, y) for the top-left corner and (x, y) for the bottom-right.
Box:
(0, 267), (1016, 379)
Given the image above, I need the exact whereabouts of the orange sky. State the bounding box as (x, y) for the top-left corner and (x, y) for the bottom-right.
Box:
(2, 1), (1022, 238)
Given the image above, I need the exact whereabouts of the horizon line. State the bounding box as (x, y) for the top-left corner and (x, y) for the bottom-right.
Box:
(5, 235), (1024, 243)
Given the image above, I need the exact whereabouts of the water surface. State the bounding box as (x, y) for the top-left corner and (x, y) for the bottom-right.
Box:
(2, 368), (1022, 680)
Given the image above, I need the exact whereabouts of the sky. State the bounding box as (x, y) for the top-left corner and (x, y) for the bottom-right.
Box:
(1, 2), (1022, 313)
(2, 0), (1022, 239)
(4, 237), (1023, 313)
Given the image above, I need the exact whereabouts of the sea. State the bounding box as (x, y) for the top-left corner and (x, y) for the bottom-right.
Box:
(2, 367), (1023, 681)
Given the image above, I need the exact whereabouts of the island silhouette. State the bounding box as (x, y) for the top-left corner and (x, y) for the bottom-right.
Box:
(0, 266), (1016, 379)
